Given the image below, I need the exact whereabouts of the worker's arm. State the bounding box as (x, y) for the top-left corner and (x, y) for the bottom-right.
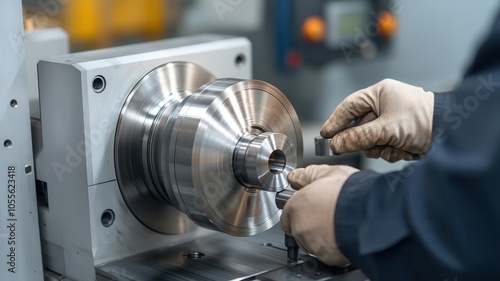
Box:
(336, 13), (500, 280)
(284, 10), (500, 280)
(335, 65), (500, 280)
(283, 68), (500, 279)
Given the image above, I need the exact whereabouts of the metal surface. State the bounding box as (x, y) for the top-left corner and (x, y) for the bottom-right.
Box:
(284, 234), (300, 261)
(234, 132), (295, 192)
(315, 137), (335, 156)
(96, 225), (366, 281)
(275, 189), (295, 210)
(275, 189), (299, 261)
(115, 66), (302, 236)
(169, 78), (302, 236)
(115, 62), (214, 234)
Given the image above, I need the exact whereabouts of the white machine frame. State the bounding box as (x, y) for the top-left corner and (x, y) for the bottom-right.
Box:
(34, 35), (252, 281)
(0, 1), (44, 280)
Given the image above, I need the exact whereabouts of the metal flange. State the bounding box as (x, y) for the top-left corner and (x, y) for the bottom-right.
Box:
(115, 62), (303, 236)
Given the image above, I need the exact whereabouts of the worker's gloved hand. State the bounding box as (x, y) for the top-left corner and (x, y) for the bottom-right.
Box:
(320, 79), (434, 162)
(281, 165), (359, 266)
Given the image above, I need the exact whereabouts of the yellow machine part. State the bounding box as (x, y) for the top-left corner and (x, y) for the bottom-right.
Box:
(62, 0), (167, 48)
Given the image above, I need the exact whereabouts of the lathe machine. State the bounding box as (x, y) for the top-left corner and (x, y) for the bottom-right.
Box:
(34, 33), (366, 281)
(1, 3), (367, 280)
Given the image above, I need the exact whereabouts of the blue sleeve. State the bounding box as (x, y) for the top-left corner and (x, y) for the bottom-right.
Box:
(334, 10), (500, 281)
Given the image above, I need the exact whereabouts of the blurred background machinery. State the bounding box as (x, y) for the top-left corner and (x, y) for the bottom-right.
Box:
(21, 0), (500, 172)
(22, 0), (185, 49)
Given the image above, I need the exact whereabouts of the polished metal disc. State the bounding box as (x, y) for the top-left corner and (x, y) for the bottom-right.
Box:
(166, 79), (303, 236)
(116, 63), (302, 236)
(115, 62), (215, 234)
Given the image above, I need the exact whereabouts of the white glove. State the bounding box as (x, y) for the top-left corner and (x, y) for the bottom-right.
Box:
(320, 79), (434, 162)
(281, 165), (359, 266)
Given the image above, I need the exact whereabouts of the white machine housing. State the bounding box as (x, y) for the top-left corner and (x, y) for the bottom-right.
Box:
(0, 1), (43, 280)
(34, 35), (251, 281)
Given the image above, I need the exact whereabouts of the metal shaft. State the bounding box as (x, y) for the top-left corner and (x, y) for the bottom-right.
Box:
(275, 189), (299, 261)
(315, 136), (336, 156)
(315, 120), (359, 156)
(275, 189), (295, 209)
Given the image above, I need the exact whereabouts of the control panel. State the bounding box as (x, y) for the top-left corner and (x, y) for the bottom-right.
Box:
(276, 0), (397, 69)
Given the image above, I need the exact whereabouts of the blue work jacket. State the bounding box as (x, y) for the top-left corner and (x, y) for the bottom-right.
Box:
(336, 10), (500, 281)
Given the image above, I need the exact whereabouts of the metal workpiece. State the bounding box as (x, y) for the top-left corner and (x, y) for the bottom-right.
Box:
(115, 67), (303, 236)
(275, 189), (300, 261)
(234, 132), (296, 192)
(169, 78), (302, 236)
(275, 188), (296, 210)
(115, 62), (213, 234)
(315, 136), (337, 156)
(285, 234), (300, 261)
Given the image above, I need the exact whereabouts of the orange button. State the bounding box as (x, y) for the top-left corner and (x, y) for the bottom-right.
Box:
(302, 16), (326, 43)
(378, 12), (398, 38)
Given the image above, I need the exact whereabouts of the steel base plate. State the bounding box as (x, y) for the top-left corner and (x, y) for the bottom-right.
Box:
(96, 226), (366, 281)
